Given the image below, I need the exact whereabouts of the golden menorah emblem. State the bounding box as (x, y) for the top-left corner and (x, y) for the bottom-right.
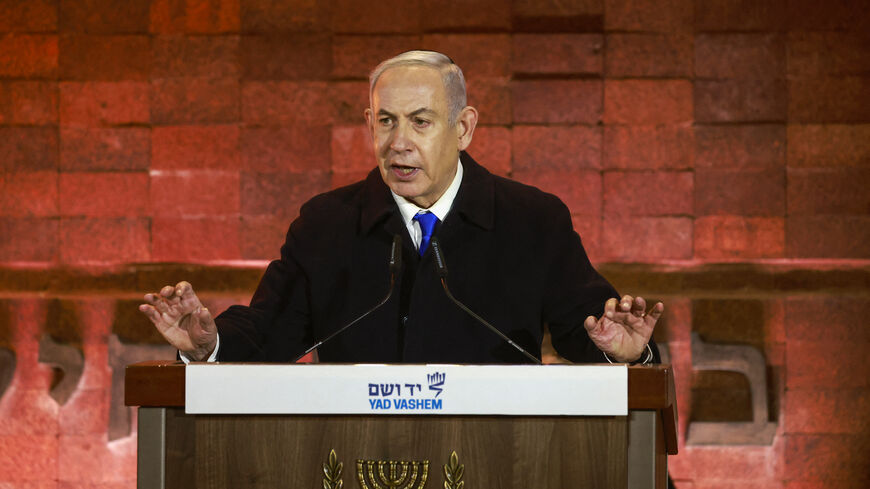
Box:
(355, 459), (430, 489)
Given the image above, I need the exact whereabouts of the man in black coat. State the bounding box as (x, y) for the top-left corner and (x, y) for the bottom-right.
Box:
(140, 51), (663, 365)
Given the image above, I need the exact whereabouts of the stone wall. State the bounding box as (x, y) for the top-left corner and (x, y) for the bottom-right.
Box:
(0, 0), (868, 487)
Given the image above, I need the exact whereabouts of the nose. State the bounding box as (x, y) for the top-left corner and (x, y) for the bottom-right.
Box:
(389, 120), (412, 152)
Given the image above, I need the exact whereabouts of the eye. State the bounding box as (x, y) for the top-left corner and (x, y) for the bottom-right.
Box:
(379, 117), (394, 127)
(413, 118), (430, 128)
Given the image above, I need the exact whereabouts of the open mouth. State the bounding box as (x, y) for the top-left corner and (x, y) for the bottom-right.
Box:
(391, 165), (420, 178)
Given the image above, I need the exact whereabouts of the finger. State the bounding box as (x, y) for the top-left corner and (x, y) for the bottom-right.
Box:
(632, 296), (647, 317)
(646, 301), (665, 322)
(175, 281), (193, 298)
(619, 295), (634, 312)
(583, 315), (598, 332)
(138, 304), (162, 324)
(159, 285), (175, 298)
(604, 298), (618, 319)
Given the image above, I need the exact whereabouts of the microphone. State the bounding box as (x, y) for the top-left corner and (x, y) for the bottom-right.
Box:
(429, 237), (541, 364)
(292, 234), (402, 363)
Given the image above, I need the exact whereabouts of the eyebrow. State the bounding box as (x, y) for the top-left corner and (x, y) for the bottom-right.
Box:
(377, 107), (437, 118)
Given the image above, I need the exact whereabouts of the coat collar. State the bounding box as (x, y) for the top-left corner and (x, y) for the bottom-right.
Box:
(358, 151), (495, 235)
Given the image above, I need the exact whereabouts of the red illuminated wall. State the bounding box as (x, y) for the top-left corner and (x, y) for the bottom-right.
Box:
(1, 0), (868, 487)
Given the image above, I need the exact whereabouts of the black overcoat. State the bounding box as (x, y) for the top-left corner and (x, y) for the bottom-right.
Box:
(214, 152), (642, 364)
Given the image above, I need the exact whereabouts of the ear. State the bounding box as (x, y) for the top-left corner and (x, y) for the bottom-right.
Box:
(364, 108), (375, 139)
(455, 106), (478, 152)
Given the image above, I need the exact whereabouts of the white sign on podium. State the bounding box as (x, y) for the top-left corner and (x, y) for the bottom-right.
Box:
(185, 364), (627, 416)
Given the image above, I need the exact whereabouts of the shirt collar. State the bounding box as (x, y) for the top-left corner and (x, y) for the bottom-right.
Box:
(391, 159), (463, 227)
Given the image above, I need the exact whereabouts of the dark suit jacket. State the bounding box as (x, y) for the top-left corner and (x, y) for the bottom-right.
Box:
(215, 152), (650, 364)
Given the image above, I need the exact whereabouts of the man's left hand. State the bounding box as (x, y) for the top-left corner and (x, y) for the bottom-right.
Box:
(584, 295), (663, 363)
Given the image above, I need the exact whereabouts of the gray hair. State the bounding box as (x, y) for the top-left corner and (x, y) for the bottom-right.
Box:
(369, 50), (467, 126)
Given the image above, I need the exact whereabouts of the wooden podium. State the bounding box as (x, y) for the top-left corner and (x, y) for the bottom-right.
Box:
(126, 362), (677, 489)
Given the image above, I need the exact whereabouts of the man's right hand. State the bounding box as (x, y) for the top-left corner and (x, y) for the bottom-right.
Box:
(139, 281), (217, 361)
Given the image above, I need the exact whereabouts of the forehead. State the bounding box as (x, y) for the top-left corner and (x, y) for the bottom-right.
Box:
(372, 65), (447, 111)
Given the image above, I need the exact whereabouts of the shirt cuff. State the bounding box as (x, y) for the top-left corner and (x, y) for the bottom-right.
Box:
(178, 333), (220, 364)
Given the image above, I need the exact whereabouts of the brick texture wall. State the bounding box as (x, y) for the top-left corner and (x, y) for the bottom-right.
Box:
(0, 0), (868, 487)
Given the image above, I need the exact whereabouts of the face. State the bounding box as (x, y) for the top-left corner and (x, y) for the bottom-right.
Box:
(365, 65), (476, 209)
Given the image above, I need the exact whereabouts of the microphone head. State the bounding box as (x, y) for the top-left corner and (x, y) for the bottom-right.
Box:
(389, 234), (402, 274)
(430, 237), (448, 278)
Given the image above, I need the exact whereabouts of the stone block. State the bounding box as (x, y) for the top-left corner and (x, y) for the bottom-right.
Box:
(785, 434), (870, 483)
(421, 0), (511, 30)
(243, 126), (332, 173)
(694, 216), (785, 259)
(58, 388), (108, 435)
(59, 172), (149, 217)
(787, 340), (869, 389)
(242, 81), (330, 126)
(59, 218), (150, 264)
(152, 35), (240, 78)
(601, 216), (693, 261)
(787, 124), (870, 168)
(695, 34), (785, 80)
(59, 0), (151, 33)
(151, 77), (240, 124)
(0, 172), (58, 217)
(787, 168), (869, 215)
(330, 125), (374, 174)
(693, 0), (787, 31)
(604, 171), (693, 216)
(241, 0), (330, 32)
(151, 125), (241, 169)
(513, 125), (601, 171)
(786, 216), (870, 258)
(604, 0), (693, 33)
(603, 125), (693, 170)
(57, 434), (109, 482)
(605, 80), (692, 124)
(152, 216), (241, 261)
(685, 446), (778, 480)
(240, 215), (287, 260)
(785, 389), (870, 435)
(695, 124), (785, 169)
(0, 435), (58, 481)
(466, 77), (512, 126)
(331, 0), (420, 34)
(329, 81), (369, 125)
(785, 297), (870, 343)
(59, 81), (150, 127)
(240, 171), (331, 221)
(0, 218), (58, 262)
(0, 0), (58, 31)
(787, 32), (870, 78)
(0, 81), (58, 125)
(0, 34), (58, 78)
(695, 79), (787, 122)
(421, 34), (512, 78)
(332, 35), (420, 79)
(605, 33), (692, 78)
(695, 168), (785, 216)
(513, 0), (602, 16)
(59, 127), (150, 171)
(788, 77), (870, 123)
(513, 80), (601, 124)
(787, 0), (870, 31)
(241, 33), (331, 80)
(469, 126), (511, 177)
(59, 35), (150, 81)
(331, 171), (369, 190)
(512, 34), (603, 76)
(0, 128), (58, 171)
(150, 170), (240, 217)
(150, 0), (241, 33)
(511, 169), (601, 217)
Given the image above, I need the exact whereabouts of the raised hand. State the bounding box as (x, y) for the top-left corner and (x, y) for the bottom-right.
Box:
(583, 295), (663, 363)
(139, 281), (217, 361)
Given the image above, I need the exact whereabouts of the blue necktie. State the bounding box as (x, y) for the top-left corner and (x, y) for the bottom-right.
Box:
(413, 212), (439, 256)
